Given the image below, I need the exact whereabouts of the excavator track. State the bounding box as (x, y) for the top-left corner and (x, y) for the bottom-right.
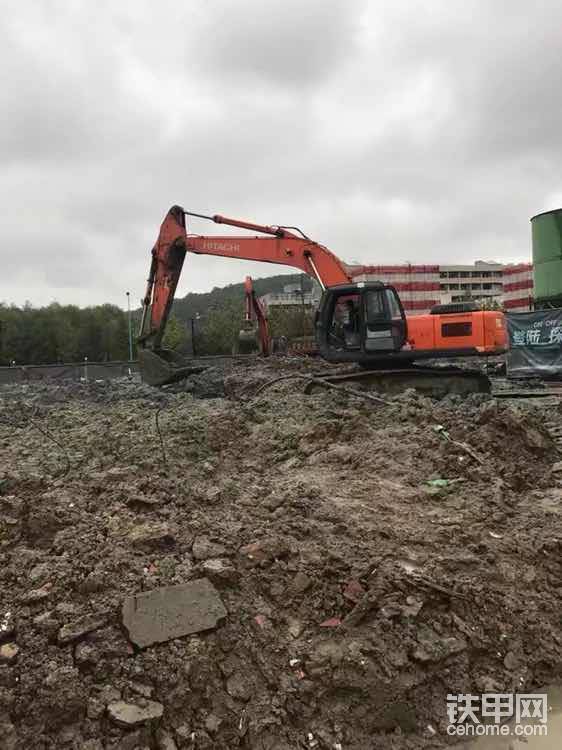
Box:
(303, 366), (491, 398)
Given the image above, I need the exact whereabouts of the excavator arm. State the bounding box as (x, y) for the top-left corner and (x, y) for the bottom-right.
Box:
(138, 205), (350, 383)
(240, 276), (271, 356)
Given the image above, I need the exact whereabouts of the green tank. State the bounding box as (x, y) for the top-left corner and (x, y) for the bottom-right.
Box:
(531, 208), (562, 306)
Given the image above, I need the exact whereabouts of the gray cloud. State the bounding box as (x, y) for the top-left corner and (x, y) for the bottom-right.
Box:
(1, 0), (560, 307)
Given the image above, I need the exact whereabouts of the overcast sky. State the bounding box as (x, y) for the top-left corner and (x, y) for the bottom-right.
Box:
(2, 1), (561, 308)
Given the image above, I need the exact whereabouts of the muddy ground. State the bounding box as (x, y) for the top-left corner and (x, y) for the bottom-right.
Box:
(0, 358), (561, 749)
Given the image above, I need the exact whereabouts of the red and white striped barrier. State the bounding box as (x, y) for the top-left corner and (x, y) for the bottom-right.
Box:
(502, 264), (533, 312)
(350, 265), (441, 314)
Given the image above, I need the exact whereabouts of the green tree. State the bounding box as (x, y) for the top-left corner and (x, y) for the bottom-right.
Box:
(162, 315), (187, 350)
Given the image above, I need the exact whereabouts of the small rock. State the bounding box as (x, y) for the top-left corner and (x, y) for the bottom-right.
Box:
(90, 466), (131, 483)
(87, 697), (105, 720)
(156, 730), (178, 750)
(129, 681), (153, 698)
(29, 563), (51, 583)
(117, 729), (149, 750)
(174, 724), (192, 743)
(0, 611), (15, 642)
(192, 536), (227, 561)
(0, 643), (19, 664)
(204, 713), (222, 734)
(226, 671), (256, 701)
(98, 684), (121, 704)
(552, 461), (562, 473)
(291, 572), (312, 595)
(380, 604), (403, 619)
(287, 618), (304, 638)
(79, 573), (105, 593)
(33, 610), (59, 635)
(402, 597), (424, 618)
(239, 538), (290, 565)
(57, 612), (108, 644)
(412, 630), (467, 662)
(200, 558), (238, 586)
(55, 601), (79, 616)
(81, 742), (104, 750)
(0, 721), (18, 750)
(107, 699), (164, 727)
(19, 583), (51, 604)
(503, 650), (519, 670)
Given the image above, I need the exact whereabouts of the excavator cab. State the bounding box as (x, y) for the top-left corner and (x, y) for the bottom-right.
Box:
(316, 282), (408, 364)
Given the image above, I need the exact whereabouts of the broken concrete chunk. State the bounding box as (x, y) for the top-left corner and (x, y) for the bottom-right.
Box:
(107, 698), (163, 727)
(122, 578), (227, 649)
(57, 613), (108, 644)
(129, 523), (176, 549)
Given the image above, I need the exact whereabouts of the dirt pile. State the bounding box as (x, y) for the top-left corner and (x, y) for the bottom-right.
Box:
(0, 360), (561, 749)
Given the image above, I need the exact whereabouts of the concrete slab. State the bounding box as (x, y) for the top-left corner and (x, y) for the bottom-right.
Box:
(122, 578), (227, 649)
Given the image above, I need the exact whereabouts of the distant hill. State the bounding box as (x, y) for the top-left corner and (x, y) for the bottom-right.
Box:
(171, 272), (312, 323)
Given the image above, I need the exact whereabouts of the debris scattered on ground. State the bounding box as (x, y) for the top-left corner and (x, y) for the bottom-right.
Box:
(0, 358), (560, 748)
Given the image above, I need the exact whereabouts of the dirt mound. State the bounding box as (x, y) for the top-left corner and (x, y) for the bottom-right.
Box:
(0, 362), (561, 749)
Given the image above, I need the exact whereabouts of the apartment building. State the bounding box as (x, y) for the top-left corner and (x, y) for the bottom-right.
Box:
(438, 261), (504, 305)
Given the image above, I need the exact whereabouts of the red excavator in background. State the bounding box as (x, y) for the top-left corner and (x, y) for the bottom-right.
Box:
(138, 206), (507, 391)
(234, 276), (271, 356)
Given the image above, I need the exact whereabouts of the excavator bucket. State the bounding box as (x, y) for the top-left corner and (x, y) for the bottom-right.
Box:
(138, 348), (207, 387)
(236, 324), (260, 355)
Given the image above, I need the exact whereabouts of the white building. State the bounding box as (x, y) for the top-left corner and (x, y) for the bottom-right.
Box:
(438, 261), (504, 305)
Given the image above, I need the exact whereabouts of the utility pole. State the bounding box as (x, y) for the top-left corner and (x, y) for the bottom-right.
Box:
(190, 312), (201, 356)
(126, 291), (133, 361)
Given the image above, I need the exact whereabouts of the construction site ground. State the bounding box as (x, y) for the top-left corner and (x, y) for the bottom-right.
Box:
(0, 357), (560, 749)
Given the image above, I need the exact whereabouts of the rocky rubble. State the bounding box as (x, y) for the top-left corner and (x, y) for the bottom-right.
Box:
(0, 359), (561, 749)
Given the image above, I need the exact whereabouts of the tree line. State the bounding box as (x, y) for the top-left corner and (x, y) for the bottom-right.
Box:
(0, 303), (130, 365)
(0, 273), (314, 365)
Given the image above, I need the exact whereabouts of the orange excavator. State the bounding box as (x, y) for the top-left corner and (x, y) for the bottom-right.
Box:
(234, 276), (271, 356)
(137, 206), (507, 391)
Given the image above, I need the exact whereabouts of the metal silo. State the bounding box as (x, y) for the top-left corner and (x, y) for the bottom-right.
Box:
(531, 208), (562, 307)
